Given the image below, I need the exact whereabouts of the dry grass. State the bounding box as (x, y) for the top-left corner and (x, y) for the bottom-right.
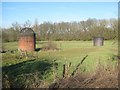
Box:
(49, 59), (118, 88)
(42, 41), (59, 51)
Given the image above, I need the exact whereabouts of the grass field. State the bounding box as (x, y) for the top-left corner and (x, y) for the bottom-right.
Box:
(2, 40), (118, 88)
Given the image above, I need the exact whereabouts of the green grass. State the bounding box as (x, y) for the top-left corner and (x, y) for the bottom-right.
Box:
(2, 40), (118, 88)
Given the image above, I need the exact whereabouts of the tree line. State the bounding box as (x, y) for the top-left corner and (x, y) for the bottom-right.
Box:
(1, 18), (118, 42)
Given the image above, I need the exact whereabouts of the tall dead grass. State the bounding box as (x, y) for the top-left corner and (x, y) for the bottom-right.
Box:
(50, 59), (118, 88)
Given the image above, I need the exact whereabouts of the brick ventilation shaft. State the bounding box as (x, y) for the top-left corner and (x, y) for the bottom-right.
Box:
(18, 28), (36, 51)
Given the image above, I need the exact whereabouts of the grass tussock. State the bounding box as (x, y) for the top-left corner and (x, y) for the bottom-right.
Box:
(42, 41), (59, 51)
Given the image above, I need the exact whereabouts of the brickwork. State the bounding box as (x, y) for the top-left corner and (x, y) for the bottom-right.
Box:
(18, 28), (36, 51)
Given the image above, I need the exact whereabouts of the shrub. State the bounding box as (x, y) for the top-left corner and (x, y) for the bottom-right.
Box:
(42, 41), (59, 51)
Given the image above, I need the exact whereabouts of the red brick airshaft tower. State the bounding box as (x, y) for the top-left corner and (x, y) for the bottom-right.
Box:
(18, 28), (36, 51)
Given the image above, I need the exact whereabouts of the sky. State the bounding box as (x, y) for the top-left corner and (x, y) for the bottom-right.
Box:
(2, 2), (118, 28)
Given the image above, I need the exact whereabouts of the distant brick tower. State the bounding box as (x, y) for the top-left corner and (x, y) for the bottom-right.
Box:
(18, 28), (36, 51)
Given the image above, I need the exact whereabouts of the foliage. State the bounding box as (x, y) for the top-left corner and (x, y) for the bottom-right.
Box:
(2, 18), (118, 42)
